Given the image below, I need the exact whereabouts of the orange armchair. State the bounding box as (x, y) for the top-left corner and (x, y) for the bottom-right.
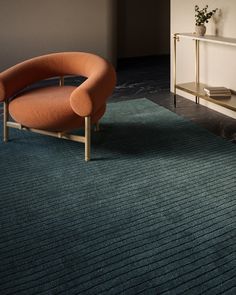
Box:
(0, 52), (116, 161)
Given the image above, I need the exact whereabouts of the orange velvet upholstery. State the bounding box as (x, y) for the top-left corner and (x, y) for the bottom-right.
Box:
(0, 52), (116, 132)
(9, 86), (106, 131)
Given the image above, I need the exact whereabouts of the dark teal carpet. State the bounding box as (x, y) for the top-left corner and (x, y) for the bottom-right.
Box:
(0, 98), (235, 294)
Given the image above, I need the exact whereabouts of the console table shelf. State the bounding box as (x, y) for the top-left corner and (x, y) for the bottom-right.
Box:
(176, 82), (236, 112)
(173, 33), (236, 112)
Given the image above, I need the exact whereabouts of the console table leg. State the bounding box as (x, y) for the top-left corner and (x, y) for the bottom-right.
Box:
(173, 34), (178, 108)
(195, 40), (200, 105)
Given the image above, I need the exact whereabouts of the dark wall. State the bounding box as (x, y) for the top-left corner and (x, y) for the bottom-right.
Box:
(117, 0), (170, 58)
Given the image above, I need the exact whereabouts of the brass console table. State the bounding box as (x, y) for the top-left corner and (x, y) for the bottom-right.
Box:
(173, 33), (236, 112)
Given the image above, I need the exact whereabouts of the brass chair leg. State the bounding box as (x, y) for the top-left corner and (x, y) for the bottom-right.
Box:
(94, 122), (100, 132)
(85, 116), (91, 161)
(59, 76), (64, 87)
(3, 101), (9, 142)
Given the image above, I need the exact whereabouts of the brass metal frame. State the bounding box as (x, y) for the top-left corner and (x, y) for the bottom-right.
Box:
(3, 101), (9, 142)
(94, 122), (100, 132)
(195, 40), (200, 104)
(59, 76), (64, 87)
(2, 101), (92, 161)
(173, 34), (200, 106)
(173, 33), (179, 108)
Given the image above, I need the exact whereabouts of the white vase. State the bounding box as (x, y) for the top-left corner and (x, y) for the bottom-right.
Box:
(195, 25), (206, 37)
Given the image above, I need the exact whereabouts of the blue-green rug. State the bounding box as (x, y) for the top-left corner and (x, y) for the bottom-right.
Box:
(0, 98), (235, 295)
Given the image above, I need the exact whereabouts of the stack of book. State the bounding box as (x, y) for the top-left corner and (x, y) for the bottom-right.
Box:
(204, 86), (231, 98)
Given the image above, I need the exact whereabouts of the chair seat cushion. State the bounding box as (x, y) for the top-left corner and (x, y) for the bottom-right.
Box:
(9, 86), (105, 132)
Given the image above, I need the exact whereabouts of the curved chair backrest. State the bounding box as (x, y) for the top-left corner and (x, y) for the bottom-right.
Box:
(0, 52), (116, 102)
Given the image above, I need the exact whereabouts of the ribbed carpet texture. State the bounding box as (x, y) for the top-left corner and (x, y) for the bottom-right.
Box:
(0, 98), (235, 295)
